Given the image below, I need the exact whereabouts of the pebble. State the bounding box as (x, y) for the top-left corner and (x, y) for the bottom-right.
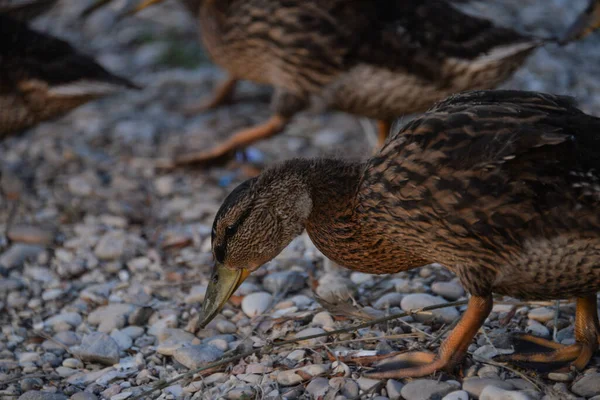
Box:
(571, 373), (600, 397)
(74, 332), (120, 365)
(70, 392), (99, 400)
(7, 225), (54, 245)
(110, 330), (133, 350)
(312, 311), (335, 329)
(94, 231), (125, 260)
(306, 377), (330, 398)
(386, 379), (404, 400)
(525, 320), (550, 338)
(527, 307), (555, 323)
(156, 328), (197, 355)
(216, 319), (237, 334)
(63, 358), (83, 369)
(431, 281), (465, 300)
(0, 244), (45, 270)
(44, 313), (83, 330)
(442, 390), (470, 400)
(262, 270), (306, 293)
(373, 292), (404, 309)
(184, 285), (207, 304)
(18, 392), (68, 400)
(226, 386), (255, 400)
(400, 380), (456, 400)
(400, 293), (460, 323)
(276, 364), (328, 386)
(480, 386), (533, 400)
(315, 273), (356, 302)
(463, 378), (516, 398)
(173, 345), (223, 369)
(357, 377), (380, 391)
(88, 304), (136, 333)
(294, 327), (326, 346)
(241, 292), (272, 317)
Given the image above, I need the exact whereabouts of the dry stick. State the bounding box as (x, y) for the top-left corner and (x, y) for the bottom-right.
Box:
(129, 299), (468, 400)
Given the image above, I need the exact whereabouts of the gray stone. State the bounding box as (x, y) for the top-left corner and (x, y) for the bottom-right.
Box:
(276, 364), (328, 386)
(400, 380), (455, 400)
(442, 391), (469, 400)
(18, 392), (68, 400)
(386, 379), (404, 400)
(120, 326), (145, 339)
(400, 293), (460, 323)
(263, 271), (306, 294)
(431, 281), (465, 300)
(527, 307), (555, 323)
(70, 393), (99, 400)
(373, 293), (404, 309)
(156, 328), (197, 356)
(173, 345), (223, 369)
(294, 327), (326, 346)
(463, 378), (515, 398)
(110, 330), (133, 350)
(94, 231), (125, 260)
(75, 332), (120, 365)
(0, 244), (44, 269)
(316, 273), (356, 302)
(571, 373), (600, 397)
(215, 319), (237, 334)
(88, 304), (135, 333)
(241, 292), (272, 317)
(306, 378), (330, 398)
(480, 386), (533, 400)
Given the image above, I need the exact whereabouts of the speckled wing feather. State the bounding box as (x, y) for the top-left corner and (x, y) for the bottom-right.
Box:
(0, 15), (138, 92)
(361, 91), (600, 268)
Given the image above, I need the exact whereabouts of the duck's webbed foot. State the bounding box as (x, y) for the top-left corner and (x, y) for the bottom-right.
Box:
(366, 295), (493, 379)
(495, 296), (599, 373)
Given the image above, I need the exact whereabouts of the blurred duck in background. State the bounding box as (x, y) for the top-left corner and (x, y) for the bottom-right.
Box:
(85, 0), (600, 168)
(0, 1), (139, 139)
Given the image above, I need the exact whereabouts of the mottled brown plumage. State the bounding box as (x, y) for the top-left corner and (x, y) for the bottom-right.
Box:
(107, 0), (600, 167)
(0, 11), (138, 138)
(202, 90), (600, 377)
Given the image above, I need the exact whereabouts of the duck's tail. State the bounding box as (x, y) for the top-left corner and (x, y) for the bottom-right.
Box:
(560, 0), (600, 44)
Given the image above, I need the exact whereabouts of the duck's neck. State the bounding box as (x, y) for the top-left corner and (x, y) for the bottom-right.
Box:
(297, 159), (429, 275)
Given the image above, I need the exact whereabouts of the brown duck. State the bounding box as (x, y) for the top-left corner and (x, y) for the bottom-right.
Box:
(199, 90), (600, 378)
(91, 0), (600, 167)
(0, 9), (138, 138)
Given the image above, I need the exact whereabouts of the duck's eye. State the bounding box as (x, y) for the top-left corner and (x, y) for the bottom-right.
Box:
(225, 225), (236, 235)
(212, 272), (219, 284)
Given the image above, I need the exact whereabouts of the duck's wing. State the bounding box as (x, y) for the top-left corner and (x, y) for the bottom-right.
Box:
(333, 0), (536, 80)
(0, 0), (58, 21)
(362, 90), (600, 245)
(0, 15), (139, 94)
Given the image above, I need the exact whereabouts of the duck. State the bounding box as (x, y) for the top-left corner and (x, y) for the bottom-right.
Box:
(199, 89), (600, 378)
(87, 0), (600, 167)
(0, 9), (139, 138)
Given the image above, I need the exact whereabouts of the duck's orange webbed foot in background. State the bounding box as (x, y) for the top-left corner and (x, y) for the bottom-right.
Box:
(366, 295), (493, 379)
(495, 296), (600, 373)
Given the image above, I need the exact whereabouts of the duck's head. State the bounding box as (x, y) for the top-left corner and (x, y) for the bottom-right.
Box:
(198, 166), (312, 329)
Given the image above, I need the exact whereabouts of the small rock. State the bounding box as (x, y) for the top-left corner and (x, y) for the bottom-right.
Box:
(17, 392), (67, 400)
(276, 364), (328, 386)
(45, 313), (82, 330)
(350, 272), (373, 285)
(7, 225), (54, 245)
(263, 271), (305, 294)
(400, 380), (455, 400)
(241, 292), (272, 317)
(312, 312), (335, 329)
(156, 329), (197, 356)
(75, 332), (120, 365)
(63, 358), (83, 369)
(56, 367), (77, 378)
(295, 327), (326, 346)
(463, 378), (515, 398)
(215, 320), (237, 334)
(0, 244), (44, 270)
(386, 379), (404, 400)
(547, 372), (574, 382)
(70, 393), (99, 400)
(20, 378), (43, 392)
(431, 281), (465, 300)
(306, 378), (330, 398)
(400, 294), (459, 323)
(480, 386), (532, 400)
(120, 326), (145, 339)
(357, 377), (380, 391)
(316, 273), (356, 302)
(571, 373), (600, 397)
(18, 352), (41, 365)
(442, 391), (469, 400)
(173, 345), (223, 369)
(373, 293), (404, 309)
(525, 320), (550, 338)
(184, 285), (207, 304)
(94, 231), (125, 261)
(110, 330), (133, 351)
(527, 307), (555, 323)
(225, 386), (255, 400)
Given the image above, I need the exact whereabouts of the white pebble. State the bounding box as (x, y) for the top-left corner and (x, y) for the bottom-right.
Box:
(241, 292), (272, 317)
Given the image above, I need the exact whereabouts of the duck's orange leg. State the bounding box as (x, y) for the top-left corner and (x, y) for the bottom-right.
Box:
(173, 115), (288, 167)
(376, 120), (392, 149)
(496, 295), (599, 371)
(366, 295), (492, 379)
(181, 76), (238, 116)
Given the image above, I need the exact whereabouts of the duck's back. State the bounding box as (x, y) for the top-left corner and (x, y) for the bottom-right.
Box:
(359, 90), (600, 299)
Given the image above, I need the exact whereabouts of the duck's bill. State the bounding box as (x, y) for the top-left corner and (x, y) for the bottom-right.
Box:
(561, 0), (600, 44)
(196, 263), (250, 330)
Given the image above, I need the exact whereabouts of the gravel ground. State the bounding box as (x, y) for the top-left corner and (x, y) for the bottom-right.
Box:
(1, 1), (600, 399)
